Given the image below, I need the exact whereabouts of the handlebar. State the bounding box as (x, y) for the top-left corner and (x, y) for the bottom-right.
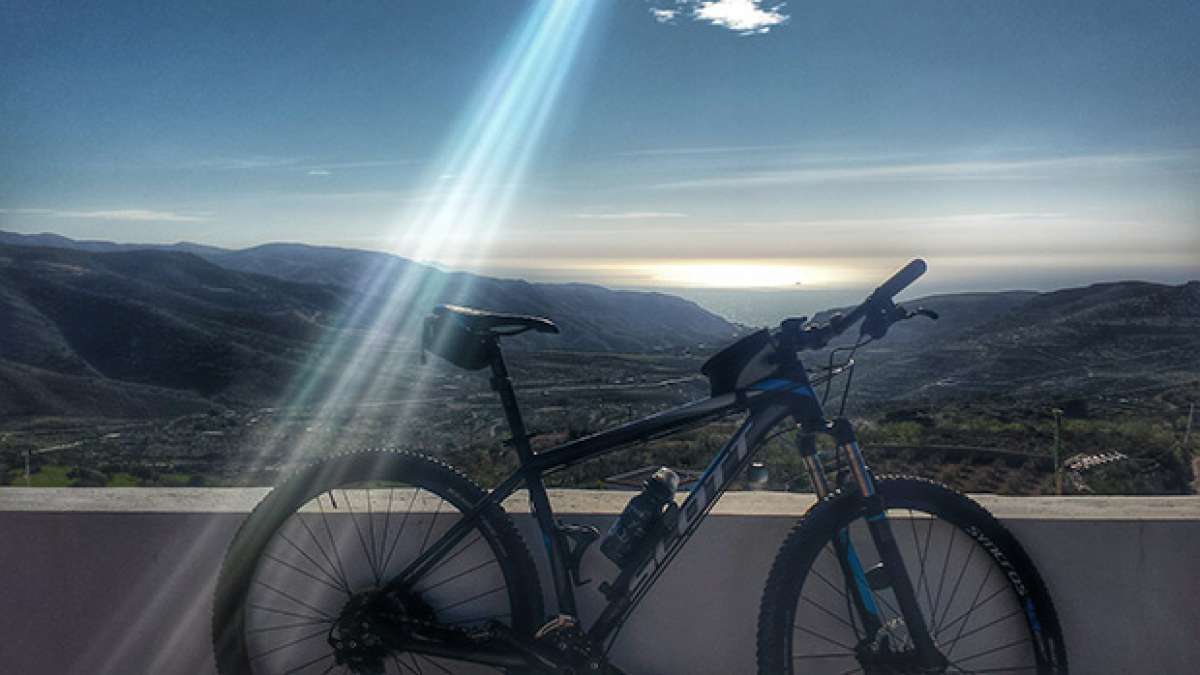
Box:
(874, 258), (927, 302)
(781, 258), (928, 351)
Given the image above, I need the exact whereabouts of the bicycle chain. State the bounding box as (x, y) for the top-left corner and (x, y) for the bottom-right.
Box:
(391, 613), (620, 674)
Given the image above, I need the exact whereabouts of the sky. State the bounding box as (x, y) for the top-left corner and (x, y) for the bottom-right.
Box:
(1, 0), (1198, 293)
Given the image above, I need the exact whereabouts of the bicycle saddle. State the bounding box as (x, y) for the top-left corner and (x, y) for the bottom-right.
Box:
(433, 304), (559, 337)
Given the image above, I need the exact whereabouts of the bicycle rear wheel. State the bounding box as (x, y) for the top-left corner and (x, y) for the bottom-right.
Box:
(212, 449), (544, 675)
(757, 476), (1067, 674)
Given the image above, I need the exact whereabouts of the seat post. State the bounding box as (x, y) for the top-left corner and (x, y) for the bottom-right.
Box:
(486, 340), (581, 615)
(487, 342), (535, 464)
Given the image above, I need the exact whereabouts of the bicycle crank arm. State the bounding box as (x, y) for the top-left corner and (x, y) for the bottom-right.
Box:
(372, 619), (561, 672)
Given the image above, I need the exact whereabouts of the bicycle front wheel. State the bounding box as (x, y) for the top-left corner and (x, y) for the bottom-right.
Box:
(757, 476), (1067, 674)
(212, 449), (544, 675)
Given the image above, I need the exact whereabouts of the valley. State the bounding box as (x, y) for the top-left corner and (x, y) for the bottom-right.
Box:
(0, 231), (1196, 495)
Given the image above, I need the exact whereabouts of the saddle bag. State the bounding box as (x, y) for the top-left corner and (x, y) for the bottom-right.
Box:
(422, 312), (494, 371)
(700, 329), (779, 397)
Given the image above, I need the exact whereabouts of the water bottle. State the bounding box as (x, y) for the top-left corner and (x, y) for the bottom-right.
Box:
(600, 467), (679, 568)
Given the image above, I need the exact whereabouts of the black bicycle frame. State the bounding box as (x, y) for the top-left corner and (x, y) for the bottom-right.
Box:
(384, 348), (939, 668)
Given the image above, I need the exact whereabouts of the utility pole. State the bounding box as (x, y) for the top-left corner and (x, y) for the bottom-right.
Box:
(1051, 408), (1064, 496)
(1184, 402), (1195, 451)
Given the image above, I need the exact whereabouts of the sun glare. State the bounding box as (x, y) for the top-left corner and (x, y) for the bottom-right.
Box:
(649, 261), (821, 288)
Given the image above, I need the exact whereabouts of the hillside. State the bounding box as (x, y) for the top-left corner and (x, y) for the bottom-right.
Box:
(834, 280), (1200, 405)
(0, 244), (349, 410)
(2, 230), (1196, 420)
(0, 237), (738, 417)
(0, 232), (737, 350)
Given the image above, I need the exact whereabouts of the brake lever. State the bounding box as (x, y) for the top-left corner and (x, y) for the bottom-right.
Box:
(913, 307), (939, 321)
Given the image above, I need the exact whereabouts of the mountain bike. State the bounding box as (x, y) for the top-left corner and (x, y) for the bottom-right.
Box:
(212, 259), (1067, 674)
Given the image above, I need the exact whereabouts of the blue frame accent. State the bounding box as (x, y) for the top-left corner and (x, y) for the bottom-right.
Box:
(750, 377), (817, 399)
(840, 529), (881, 618)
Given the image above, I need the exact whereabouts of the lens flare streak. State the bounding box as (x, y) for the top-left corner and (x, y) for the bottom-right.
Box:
(85, 3), (599, 673)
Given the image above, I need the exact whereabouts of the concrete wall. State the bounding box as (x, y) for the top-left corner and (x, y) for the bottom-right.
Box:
(0, 489), (1196, 674)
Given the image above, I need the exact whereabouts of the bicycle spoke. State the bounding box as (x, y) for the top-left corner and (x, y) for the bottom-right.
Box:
(277, 530), (351, 595)
(264, 551), (349, 596)
(940, 582), (1006, 638)
(932, 525), (957, 628)
(341, 488), (382, 584)
(316, 495), (352, 593)
(381, 488), (422, 574)
(800, 592), (857, 632)
(296, 513), (351, 594)
(952, 637), (1031, 665)
(792, 652), (856, 661)
(417, 497), (445, 557)
(416, 533), (484, 584)
(910, 509), (937, 620)
(378, 487), (396, 574)
(784, 489), (1052, 675)
(254, 579), (336, 621)
(791, 622), (856, 651)
(229, 453), (528, 675)
(941, 607), (1023, 653)
(867, 585), (902, 626)
(395, 504), (481, 590)
(248, 619), (332, 635)
(812, 543), (870, 640)
(249, 626), (329, 660)
(950, 662), (1036, 667)
(249, 603), (334, 624)
(281, 651), (335, 674)
(416, 557), (499, 595)
(433, 584), (507, 613)
(936, 536), (978, 633)
(366, 488), (381, 583)
(809, 555), (848, 597)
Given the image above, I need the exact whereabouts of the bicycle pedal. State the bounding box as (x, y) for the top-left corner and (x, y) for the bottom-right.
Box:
(864, 562), (892, 590)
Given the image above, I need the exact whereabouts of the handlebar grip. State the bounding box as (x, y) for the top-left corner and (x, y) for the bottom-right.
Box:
(874, 258), (927, 299)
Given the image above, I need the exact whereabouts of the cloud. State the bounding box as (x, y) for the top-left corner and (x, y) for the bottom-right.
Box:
(651, 1), (789, 35)
(304, 158), (416, 170)
(128, 155), (414, 172)
(694, 0), (788, 34)
(574, 211), (688, 219)
(618, 143), (801, 157)
(651, 152), (1193, 190)
(306, 169), (333, 176)
(0, 208), (209, 222)
(651, 8), (678, 24)
(182, 156), (301, 170)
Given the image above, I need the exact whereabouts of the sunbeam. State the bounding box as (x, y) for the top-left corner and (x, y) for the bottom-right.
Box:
(81, 3), (602, 673)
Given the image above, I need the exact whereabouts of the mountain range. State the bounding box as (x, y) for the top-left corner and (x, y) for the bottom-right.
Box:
(0, 231), (737, 417)
(816, 281), (1200, 406)
(1, 230), (1196, 419)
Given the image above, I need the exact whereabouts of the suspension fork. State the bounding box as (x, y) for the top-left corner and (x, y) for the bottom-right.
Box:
(797, 430), (884, 639)
(831, 418), (944, 667)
